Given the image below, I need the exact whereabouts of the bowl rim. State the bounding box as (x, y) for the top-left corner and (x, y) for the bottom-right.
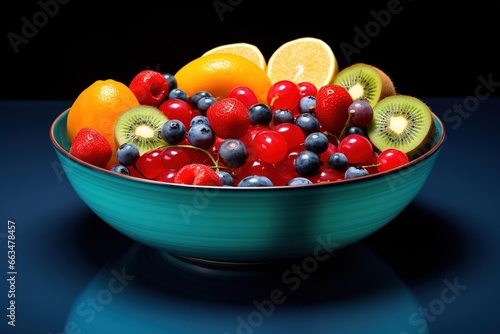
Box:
(50, 108), (446, 190)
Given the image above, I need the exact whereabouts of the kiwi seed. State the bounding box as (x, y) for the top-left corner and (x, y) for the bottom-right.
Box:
(333, 63), (396, 107)
(367, 95), (435, 160)
(114, 105), (169, 155)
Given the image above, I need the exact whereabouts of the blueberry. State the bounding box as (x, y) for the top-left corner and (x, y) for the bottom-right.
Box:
(294, 113), (320, 135)
(344, 166), (369, 179)
(304, 132), (329, 154)
(190, 91), (212, 109)
(218, 139), (248, 168)
(197, 96), (217, 115)
(217, 171), (234, 186)
(286, 177), (313, 186)
(187, 123), (215, 149)
(110, 164), (130, 175)
(237, 175), (274, 187)
(346, 125), (367, 137)
(168, 88), (188, 102)
(161, 119), (186, 144)
(273, 109), (295, 125)
(190, 115), (210, 128)
(116, 143), (140, 166)
(298, 95), (316, 114)
(248, 103), (273, 126)
(162, 72), (177, 91)
(294, 150), (321, 176)
(327, 152), (349, 171)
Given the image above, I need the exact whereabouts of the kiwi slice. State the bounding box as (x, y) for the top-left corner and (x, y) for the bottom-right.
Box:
(367, 95), (435, 160)
(114, 105), (169, 155)
(333, 63), (396, 106)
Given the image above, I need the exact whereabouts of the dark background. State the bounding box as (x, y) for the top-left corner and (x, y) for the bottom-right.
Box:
(2, 0), (498, 101)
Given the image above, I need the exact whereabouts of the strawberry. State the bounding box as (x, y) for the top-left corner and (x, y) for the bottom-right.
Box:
(174, 164), (223, 186)
(69, 127), (112, 168)
(314, 84), (353, 133)
(206, 98), (250, 139)
(129, 70), (170, 106)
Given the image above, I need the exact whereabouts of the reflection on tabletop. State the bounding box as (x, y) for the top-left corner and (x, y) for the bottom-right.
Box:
(62, 239), (429, 334)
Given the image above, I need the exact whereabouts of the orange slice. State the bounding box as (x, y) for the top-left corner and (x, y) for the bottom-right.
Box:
(202, 42), (267, 71)
(266, 37), (338, 89)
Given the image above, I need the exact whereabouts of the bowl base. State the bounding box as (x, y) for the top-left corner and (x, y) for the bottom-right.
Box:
(159, 251), (308, 279)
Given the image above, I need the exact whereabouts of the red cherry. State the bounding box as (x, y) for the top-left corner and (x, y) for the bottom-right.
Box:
(298, 81), (318, 97)
(158, 99), (194, 130)
(161, 146), (191, 171)
(253, 130), (288, 164)
(155, 169), (177, 183)
(272, 123), (305, 150)
(338, 134), (373, 164)
(135, 148), (168, 179)
(377, 148), (409, 172)
(228, 86), (259, 109)
(267, 80), (301, 111)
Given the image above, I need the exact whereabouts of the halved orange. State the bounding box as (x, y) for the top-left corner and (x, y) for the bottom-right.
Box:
(202, 42), (267, 71)
(267, 37), (338, 89)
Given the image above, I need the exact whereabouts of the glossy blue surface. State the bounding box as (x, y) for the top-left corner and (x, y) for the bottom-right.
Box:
(1, 99), (499, 333)
(50, 109), (445, 263)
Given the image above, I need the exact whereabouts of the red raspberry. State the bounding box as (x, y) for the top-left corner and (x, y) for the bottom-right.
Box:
(69, 127), (112, 168)
(206, 98), (250, 139)
(174, 164), (223, 186)
(314, 84), (353, 133)
(129, 70), (170, 106)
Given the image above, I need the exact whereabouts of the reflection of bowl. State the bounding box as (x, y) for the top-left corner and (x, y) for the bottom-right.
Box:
(64, 242), (429, 334)
(50, 109), (445, 264)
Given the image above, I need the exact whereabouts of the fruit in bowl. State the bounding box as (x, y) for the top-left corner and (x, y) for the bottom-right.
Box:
(50, 37), (445, 268)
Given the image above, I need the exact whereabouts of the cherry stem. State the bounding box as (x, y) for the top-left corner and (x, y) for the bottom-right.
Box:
(166, 144), (220, 171)
(270, 94), (279, 109)
(361, 163), (381, 168)
(337, 109), (356, 144)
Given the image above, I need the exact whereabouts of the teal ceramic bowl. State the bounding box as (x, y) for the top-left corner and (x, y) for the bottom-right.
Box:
(50, 109), (445, 265)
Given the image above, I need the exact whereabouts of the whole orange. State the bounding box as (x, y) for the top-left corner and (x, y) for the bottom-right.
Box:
(175, 54), (272, 105)
(67, 79), (140, 166)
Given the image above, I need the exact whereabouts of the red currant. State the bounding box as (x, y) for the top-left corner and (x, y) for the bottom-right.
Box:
(338, 134), (373, 164)
(267, 80), (301, 111)
(377, 148), (409, 172)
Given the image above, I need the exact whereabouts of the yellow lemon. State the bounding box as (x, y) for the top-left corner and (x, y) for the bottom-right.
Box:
(267, 37), (338, 89)
(202, 42), (267, 70)
(174, 53), (272, 105)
